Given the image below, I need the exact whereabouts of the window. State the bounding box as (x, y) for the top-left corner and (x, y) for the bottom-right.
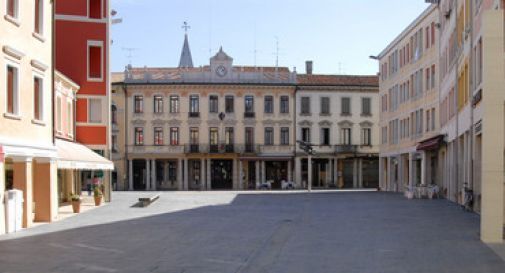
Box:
(169, 95), (179, 113)
(170, 128), (179, 145)
(56, 97), (62, 131)
(111, 105), (117, 124)
(154, 127), (163, 145)
(190, 128), (199, 144)
(302, 128), (311, 143)
(245, 96), (254, 113)
(154, 95), (163, 113)
(6, 65), (18, 115)
(89, 0), (102, 19)
(88, 98), (102, 123)
(320, 97), (330, 115)
(7, 0), (18, 18)
(209, 128), (219, 145)
(88, 42), (103, 80)
(134, 95), (143, 113)
(280, 96), (289, 113)
(245, 127), (255, 152)
(431, 108), (435, 131)
(426, 67), (431, 91)
(264, 127), (274, 145)
(111, 135), (118, 152)
(225, 96), (234, 113)
(33, 77), (43, 120)
(225, 127), (234, 145)
(321, 128), (330, 145)
(34, 0), (43, 34)
(301, 97), (310, 114)
(341, 97), (351, 115)
(362, 128), (371, 146)
(431, 65), (436, 89)
(264, 96), (273, 113)
(341, 128), (352, 145)
(280, 127), (289, 145)
(361, 98), (371, 116)
(135, 127), (144, 145)
(209, 95), (218, 113)
(189, 95), (199, 113)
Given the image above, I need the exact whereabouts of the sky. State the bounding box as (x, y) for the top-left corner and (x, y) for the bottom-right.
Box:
(110, 0), (431, 75)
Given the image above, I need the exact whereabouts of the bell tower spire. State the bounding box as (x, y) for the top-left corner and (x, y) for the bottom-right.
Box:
(178, 21), (194, 68)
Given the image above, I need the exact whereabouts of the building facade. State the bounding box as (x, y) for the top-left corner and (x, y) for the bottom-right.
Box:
(112, 47), (297, 191)
(378, 5), (441, 195)
(55, 0), (112, 201)
(1, 0), (57, 233)
(296, 72), (380, 190)
(378, 1), (505, 243)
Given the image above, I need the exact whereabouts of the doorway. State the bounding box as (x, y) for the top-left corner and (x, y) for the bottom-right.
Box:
(211, 160), (233, 189)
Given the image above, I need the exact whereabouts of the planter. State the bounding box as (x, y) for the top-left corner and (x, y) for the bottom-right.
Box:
(94, 196), (102, 206)
(72, 200), (81, 213)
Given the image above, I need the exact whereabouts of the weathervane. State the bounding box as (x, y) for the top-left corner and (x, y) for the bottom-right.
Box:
(182, 21), (191, 34)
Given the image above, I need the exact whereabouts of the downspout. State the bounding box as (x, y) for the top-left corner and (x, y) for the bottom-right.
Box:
(454, 3), (460, 203)
(51, 0), (55, 145)
(469, 0), (474, 190)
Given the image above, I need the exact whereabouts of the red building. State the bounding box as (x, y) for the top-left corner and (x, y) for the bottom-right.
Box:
(55, 0), (111, 200)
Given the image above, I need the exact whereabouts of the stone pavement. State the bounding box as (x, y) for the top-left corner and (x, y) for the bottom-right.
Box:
(0, 191), (504, 273)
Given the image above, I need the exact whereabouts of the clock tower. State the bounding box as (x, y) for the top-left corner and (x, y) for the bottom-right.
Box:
(210, 47), (233, 80)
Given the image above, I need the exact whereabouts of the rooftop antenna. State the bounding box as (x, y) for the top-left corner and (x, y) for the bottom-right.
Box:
(182, 21), (191, 33)
(122, 47), (138, 66)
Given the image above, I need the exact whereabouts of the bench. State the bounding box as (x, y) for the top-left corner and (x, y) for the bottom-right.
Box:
(138, 194), (160, 207)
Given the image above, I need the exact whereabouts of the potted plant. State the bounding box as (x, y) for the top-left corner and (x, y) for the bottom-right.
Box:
(93, 186), (103, 206)
(70, 194), (81, 213)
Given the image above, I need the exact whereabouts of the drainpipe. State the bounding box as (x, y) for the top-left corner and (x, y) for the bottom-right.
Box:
(51, 1), (55, 146)
(468, 0), (474, 190)
(123, 83), (128, 191)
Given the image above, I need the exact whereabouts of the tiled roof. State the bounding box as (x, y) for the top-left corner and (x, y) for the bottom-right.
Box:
(297, 74), (379, 86)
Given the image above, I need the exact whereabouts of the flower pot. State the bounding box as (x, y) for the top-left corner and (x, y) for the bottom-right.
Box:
(72, 201), (81, 213)
(94, 196), (102, 206)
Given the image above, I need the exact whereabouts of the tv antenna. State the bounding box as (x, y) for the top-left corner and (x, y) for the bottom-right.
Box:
(122, 47), (138, 66)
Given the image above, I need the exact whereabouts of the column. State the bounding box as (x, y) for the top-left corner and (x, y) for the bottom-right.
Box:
(232, 159), (238, 190)
(420, 151), (426, 186)
(397, 156), (403, 190)
(352, 158), (358, 188)
(151, 159), (157, 191)
(12, 157), (33, 228)
(334, 158), (340, 188)
(386, 157), (392, 191)
(261, 161), (266, 184)
(177, 159), (183, 190)
(33, 159), (57, 222)
(238, 160), (243, 190)
(200, 159), (206, 190)
(379, 157), (383, 190)
(408, 153), (414, 190)
(255, 160), (260, 188)
(145, 159), (150, 191)
(207, 159), (212, 190)
(358, 158), (363, 188)
(128, 159), (133, 191)
(183, 159), (189, 190)
(287, 160), (292, 183)
(294, 157), (301, 189)
(307, 156), (312, 191)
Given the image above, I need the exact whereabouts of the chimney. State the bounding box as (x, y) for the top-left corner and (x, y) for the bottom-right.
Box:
(305, 61), (313, 75)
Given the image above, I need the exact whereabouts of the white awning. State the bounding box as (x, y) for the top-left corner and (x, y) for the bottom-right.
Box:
(56, 139), (114, 170)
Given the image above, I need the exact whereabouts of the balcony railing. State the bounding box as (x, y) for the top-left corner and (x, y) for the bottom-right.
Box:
(127, 145), (185, 154)
(244, 112), (255, 118)
(188, 112), (200, 118)
(209, 144), (219, 153)
(185, 144), (202, 153)
(335, 144), (358, 154)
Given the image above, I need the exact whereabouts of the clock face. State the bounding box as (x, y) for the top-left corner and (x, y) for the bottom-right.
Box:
(216, 65), (227, 77)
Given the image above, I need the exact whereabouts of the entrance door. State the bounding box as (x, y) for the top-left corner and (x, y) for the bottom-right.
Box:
(211, 160), (233, 189)
(265, 161), (287, 189)
(343, 160), (354, 188)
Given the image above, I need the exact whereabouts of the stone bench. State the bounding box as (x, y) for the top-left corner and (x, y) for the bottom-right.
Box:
(138, 194), (160, 207)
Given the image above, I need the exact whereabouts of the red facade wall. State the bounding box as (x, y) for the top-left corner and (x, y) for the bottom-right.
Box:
(76, 126), (107, 145)
(76, 99), (88, 122)
(55, 0), (88, 17)
(55, 22), (107, 95)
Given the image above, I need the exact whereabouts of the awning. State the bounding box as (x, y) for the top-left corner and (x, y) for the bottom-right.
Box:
(56, 139), (114, 170)
(417, 135), (445, 151)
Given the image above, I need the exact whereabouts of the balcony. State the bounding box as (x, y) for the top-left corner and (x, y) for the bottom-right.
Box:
(244, 112), (255, 118)
(259, 145), (295, 155)
(127, 145), (184, 154)
(188, 112), (200, 118)
(209, 144), (219, 153)
(207, 144), (236, 154)
(185, 144), (202, 153)
(335, 144), (358, 154)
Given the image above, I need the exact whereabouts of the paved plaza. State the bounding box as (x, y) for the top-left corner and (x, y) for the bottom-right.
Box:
(0, 191), (504, 273)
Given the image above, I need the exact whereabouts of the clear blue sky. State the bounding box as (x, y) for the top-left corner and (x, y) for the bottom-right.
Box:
(110, 0), (430, 75)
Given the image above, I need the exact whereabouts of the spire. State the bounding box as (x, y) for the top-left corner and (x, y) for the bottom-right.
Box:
(178, 22), (194, 68)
